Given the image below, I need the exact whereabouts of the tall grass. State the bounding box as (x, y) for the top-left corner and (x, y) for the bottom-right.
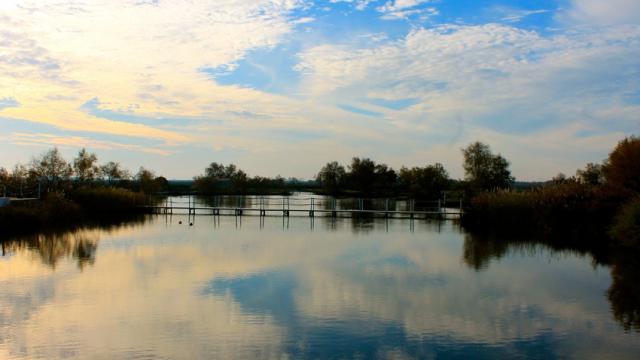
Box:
(69, 187), (149, 213)
(461, 182), (623, 240)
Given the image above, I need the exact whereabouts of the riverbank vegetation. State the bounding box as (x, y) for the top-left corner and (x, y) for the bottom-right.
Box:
(0, 148), (160, 236)
(461, 136), (640, 250)
(2, 136), (638, 249)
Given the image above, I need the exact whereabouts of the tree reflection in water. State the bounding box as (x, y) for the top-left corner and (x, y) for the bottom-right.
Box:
(608, 252), (640, 332)
(2, 217), (639, 335)
(1, 231), (98, 269)
(0, 216), (148, 270)
(463, 232), (640, 332)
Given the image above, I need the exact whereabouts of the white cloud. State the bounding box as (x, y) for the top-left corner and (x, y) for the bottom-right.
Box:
(376, 0), (437, 20)
(0, 0), (306, 145)
(378, 0), (430, 11)
(1, 1), (639, 179)
(296, 23), (640, 179)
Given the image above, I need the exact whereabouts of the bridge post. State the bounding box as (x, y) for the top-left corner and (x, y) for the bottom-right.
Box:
(331, 198), (337, 218)
(282, 196), (290, 217)
(309, 198), (315, 217)
(385, 198), (389, 218)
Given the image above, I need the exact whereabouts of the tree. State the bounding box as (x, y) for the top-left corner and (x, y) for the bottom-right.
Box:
(0, 167), (8, 196)
(136, 167), (160, 194)
(73, 148), (99, 182)
(373, 164), (397, 193)
(316, 161), (346, 194)
(30, 148), (73, 190)
(462, 141), (514, 191)
(604, 136), (640, 193)
(399, 163), (449, 198)
(347, 157), (376, 194)
(0, 167), (7, 183)
(194, 162), (248, 194)
(154, 176), (169, 193)
(11, 164), (32, 196)
(576, 163), (604, 185)
(100, 161), (129, 184)
(204, 162), (241, 179)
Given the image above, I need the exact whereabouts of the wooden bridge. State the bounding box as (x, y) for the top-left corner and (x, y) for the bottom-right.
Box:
(147, 195), (463, 220)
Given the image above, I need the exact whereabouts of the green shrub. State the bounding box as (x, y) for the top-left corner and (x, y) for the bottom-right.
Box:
(610, 197), (640, 247)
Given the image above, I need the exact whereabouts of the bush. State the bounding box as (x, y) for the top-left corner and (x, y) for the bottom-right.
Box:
(41, 192), (83, 225)
(604, 136), (640, 194)
(610, 197), (640, 248)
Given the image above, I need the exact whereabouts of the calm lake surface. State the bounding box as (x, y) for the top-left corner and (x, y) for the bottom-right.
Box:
(1, 197), (640, 359)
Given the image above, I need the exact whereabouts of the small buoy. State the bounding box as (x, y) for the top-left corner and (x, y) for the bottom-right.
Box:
(189, 223), (193, 226)
(178, 221), (182, 224)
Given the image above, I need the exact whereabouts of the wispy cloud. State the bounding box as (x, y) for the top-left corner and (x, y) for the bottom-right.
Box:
(0, 97), (19, 110)
(10, 132), (173, 156)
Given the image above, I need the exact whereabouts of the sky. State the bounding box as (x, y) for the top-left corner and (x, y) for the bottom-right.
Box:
(0, 0), (638, 180)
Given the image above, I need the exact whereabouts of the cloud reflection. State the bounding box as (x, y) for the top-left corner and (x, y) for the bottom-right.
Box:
(1, 216), (640, 358)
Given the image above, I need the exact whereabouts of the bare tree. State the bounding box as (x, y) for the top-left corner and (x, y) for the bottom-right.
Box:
(73, 148), (99, 182)
(30, 148), (73, 191)
(100, 161), (130, 185)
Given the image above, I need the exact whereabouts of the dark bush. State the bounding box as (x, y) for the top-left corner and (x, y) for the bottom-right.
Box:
(610, 196), (640, 248)
(462, 182), (619, 239)
(69, 187), (148, 213)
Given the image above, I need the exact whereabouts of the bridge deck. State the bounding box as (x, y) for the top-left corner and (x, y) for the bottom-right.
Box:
(145, 206), (461, 219)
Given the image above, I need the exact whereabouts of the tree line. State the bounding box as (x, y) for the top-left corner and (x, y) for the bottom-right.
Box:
(0, 140), (525, 198)
(2, 137), (636, 201)
(315, 141), (514, 197)
(192, 162), (317, 195)
(0, 148), (168, 196)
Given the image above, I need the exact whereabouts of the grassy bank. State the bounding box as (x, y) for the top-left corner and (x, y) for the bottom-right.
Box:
(462, 182), (625, 237)
(461, 182), (633, 247)
(0, 188), (153, 237)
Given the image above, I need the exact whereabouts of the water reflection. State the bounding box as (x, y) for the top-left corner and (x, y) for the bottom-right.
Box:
(1, 215), (640, 359)
(463, 232), (640, 333)
(607, 252), (640, 332)
(1, 217), (148, 269)
(1, 231), (98, 269)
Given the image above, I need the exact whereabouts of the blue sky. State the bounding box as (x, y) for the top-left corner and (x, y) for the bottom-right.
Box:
(0, 0), (638, 180)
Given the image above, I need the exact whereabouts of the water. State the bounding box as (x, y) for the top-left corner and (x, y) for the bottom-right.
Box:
(1, 199), (639, 359)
